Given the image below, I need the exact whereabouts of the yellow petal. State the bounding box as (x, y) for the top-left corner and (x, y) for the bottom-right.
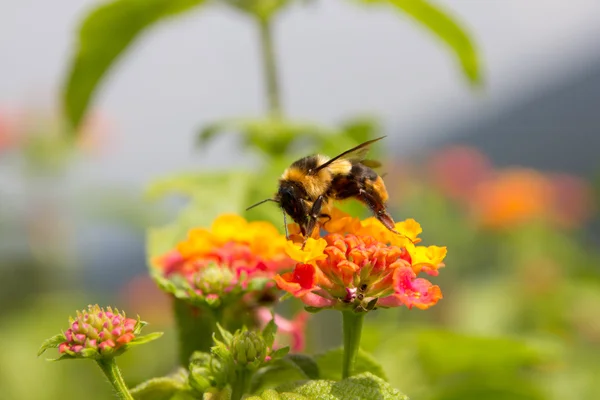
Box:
(285, 238), (328, 264)
(409, 245), (447, 273)
(177, 228), (214, 258)
(394, 219), (422, 241)
(210, 214), (248, 245)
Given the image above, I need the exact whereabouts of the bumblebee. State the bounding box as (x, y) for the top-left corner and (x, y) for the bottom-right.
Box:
(248, 136), (400, 240)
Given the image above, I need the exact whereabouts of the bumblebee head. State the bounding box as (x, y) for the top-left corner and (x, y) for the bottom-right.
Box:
(277, 180), (310, 230)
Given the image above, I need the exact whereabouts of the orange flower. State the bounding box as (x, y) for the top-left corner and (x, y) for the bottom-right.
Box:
(472, 169), (553, 229)
(276, 210), (446, 311)
(153, 214), (293, 308)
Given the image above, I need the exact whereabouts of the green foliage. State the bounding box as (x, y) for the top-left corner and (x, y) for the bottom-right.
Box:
(247, 389), (308, 400)
(146, 171), (255, 258)
(277, 372), (408, 399)
(368, 327), (551, 400)
(131, 370), (196, 400)
(37, 334), (67, 357)
(315, 347), (387, 381)
(250, 354), (320, 393)
(224, 0), (291, 20)
(359, 0), (481, 84)
(63, 0), (207, 130)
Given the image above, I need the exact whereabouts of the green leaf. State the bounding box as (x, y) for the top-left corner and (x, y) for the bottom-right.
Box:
(37, 333), (66, 356)
(197, 117), (338, 157)
(128, 331), (164, 346)
(270, 347), (290, 360)
(133, 317), (149, 334)
(278, 372), (407, 399)
(247, 389), (308, 400)
(262, 318), (278, 348)
(315, 347), (387, 381)
(64, 0), (207, 130)
(251, 354), (318, 393)
(215, 323), (234, 345)
(131, 375), (194, 400)
(362, 0), (481, 84)
(284, 354), (320, 380)
(145, 171), (256, 259)
(414, 330), (543, 381)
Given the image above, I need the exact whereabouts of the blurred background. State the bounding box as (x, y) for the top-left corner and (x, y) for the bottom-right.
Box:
(1, 0), (600, 399)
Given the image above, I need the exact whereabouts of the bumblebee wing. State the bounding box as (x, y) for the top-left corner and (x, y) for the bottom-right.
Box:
(361, 159), (382, 169)
(314, 136), (386, 173)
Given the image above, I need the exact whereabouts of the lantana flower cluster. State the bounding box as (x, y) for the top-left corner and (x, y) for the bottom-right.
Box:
(38, 304), (161, 361)
(153, 215), (294, 308)
(275, 208), (447, 312)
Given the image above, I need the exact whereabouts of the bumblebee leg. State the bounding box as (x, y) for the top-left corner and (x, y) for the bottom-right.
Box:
(358, 189), (396, 232)
(282, 209), (289, 239)
(302, 196), (326, 248)
(318, 213), (332, 230)
(358, 189), (414, 244)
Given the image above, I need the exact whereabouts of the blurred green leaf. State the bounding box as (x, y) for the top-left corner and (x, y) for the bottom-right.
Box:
(37, 333), (66, 357)
(131, 372), (195, 400)
(129, 332), (165, 347)
(64, 0), (207, 130)
(198, 117), (338, 158)
(146, 171), (255, 258)
(360, 0), (481, 84)
(278, 372), (407, 399)
(285, 354), (320, 380)
(315, 347), (387, 381)
(224, 0), (290, 20)
(415, 330), (543, 380)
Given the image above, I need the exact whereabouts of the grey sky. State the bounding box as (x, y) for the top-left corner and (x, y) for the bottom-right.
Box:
(2, 0), (600, 187)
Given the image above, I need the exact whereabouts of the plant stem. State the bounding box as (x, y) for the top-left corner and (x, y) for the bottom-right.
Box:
(342, 311), (365, 379)
(96, 358), (134, 400)
(173, 299), (216, 366)
(257, 17), (282, 117)
(231, 368), (250, 400)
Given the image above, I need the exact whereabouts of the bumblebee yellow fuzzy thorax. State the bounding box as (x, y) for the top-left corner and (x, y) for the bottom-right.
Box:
(282, 167), (331, 199)
(281, 154), (339, 200)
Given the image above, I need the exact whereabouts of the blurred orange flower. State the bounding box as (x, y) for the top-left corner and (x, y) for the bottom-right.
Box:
(472, 169), (554, 229)
(153, 214), (294, 307)
(470, 168), (594, 229)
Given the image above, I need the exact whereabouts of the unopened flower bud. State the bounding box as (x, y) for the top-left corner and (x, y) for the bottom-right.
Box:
(231, 331), (267, 366)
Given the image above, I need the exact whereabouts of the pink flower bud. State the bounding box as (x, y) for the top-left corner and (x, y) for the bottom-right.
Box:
(58, 343), (70, 353)
(71, 345), (83, 353)
(116, 333), (134, 345)
(98, 340), (115, 352)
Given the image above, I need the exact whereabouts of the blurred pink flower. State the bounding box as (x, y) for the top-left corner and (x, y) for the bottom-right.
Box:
(549, 174), (594, 228)
(428, 146), (493, 202)
(256, 307), (309, 352)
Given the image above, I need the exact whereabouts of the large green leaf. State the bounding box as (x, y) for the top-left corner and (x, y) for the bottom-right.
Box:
(315, 347), (388, 381)
(361, 0), (481, 84)
(278, 372), (408, 399)
(64, 0), (207, 130)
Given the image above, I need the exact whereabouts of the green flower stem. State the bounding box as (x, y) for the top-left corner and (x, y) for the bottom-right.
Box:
(342, 311), (365, 379)
(257, 16), (282, 117)
(231, 368), (250, 400)
(96, 358), (134, 400)
(173, 299), (217, 365)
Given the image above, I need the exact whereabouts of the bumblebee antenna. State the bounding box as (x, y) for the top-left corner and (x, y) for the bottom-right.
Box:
(246, 198), (278, 211)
